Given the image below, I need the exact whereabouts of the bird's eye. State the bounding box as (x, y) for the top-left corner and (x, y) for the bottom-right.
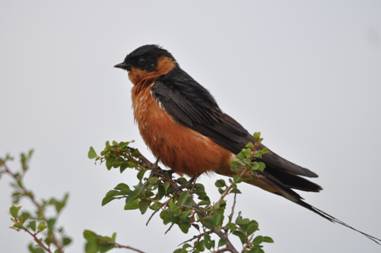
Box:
(136, 57), (155, 71)
(138, 57), (146, 65)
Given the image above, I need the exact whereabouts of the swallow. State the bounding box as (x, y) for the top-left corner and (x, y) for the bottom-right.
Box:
(115, 44), (380, 244)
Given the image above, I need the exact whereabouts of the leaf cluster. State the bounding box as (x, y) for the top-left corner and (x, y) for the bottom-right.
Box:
(1, 151), (71, 253)
(89, 133), (273, 253)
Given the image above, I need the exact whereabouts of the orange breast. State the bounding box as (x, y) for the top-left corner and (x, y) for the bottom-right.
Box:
(132, 84), (233, 176)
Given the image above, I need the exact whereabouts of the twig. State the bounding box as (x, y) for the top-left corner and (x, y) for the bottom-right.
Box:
(21, 227), (52, 253)
(178, 230), (212, 246)
(2, 163), (18, 178)
(146, 199), (170, 226)
(213, 229), (239, 253)
(145, 208), (160, 226)
(115, 242), (146, 253)
(136, 152), (241, 252)
(165, 223), (175, 234)
(3, 161), (64, 253)
(226, 192), (237, 235)
(51, 234), (64, 253)
(217, 168), (248, 204)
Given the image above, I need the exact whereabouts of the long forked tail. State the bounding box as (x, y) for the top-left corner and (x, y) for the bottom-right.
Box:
(240, 170), (381, 245)
(297, 198), (381, 244)
(223, 142), (381, 245)
(232, 142), (381, 245)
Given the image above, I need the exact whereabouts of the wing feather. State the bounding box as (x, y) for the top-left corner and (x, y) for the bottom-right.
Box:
(152, 67), (251, 154)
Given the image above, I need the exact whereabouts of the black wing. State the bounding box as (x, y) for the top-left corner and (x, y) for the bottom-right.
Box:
(152, 67), (251, 154)
(153, 67), (319, 179)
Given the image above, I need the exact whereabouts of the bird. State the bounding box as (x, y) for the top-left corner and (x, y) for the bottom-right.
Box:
(114, 44), (380, 244)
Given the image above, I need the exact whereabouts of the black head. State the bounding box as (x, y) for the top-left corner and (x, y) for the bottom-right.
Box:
(114, 44), (175, 72)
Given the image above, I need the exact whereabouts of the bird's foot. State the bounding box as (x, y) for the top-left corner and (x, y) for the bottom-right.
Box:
(150, 159), (175, 180)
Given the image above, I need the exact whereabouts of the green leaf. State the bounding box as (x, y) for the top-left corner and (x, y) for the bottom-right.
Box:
(111, 232), (117, 241)
(124, 198), (140, 210)
(178, 192), (192, 206)
(138, 199), (150, 214)
(246, 220), (259, 235)
(233, 175), (243, 183)
(194, 240), (205, 251)
(88, 147), (97, 159)
(83, 230), (116, 253)
(20, 154), (28, 172)
(101, 190), (122, 206)
(160, 209), (171, 224)
(176, 177), (187, 186)
(204, 234), (214, 249)
(18, 211), (31, 225)
(150, 201), (163, 211)
(36, 221), (46, 233)
(105, 159), (112, 170)
(49, 193), (69, 214)
(83, 230), (97, 240)
(28, 244), (45, 253)
(27, 220), (36, 231)
(47, 217), (56, 231)
(215, 179), (226, 188)
(226, 222), (237, 232)
(62, 236), (72, 246)
(233, 230), (247, 244)
(218, 238), (227, 247)
(137, 169), (146, 181)
(158, 183), (166, 198)
(9, 205), (21, 218)
(262, 236), (274, 243)
(178, 222), (191, 233)
(147, 176), (159, 185)
(253, 235), (273, 245)
(236, 213), (250, 225)
(114, 183), (130, 193)
(251, 162), (266, 172)
(253, 132), (262, 142)
(163, 182), (171, 194)
(202, 211), (224, 229)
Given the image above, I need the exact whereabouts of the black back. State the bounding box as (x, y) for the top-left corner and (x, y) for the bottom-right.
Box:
(152, 66), (251, 154)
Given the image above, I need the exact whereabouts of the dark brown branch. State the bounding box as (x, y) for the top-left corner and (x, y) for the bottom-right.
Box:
(133, 149), (241, 252)
(213, 229), (239, 253)
(146, 199), (170, 226)
(178, 230), (213, 246)
(114, 242), (146, 253)
(21, 227), (52, 253)
(3, 162), (64, 253)
(226, 192), (237, 235)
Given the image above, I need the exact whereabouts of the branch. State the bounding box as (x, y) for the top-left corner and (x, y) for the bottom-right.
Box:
(1, 151), (69, 253)
(22, 227), (52, 253)
(114, 242), (146, 253)
(213, 229), (239, 253)
(90, 137), (273, 253)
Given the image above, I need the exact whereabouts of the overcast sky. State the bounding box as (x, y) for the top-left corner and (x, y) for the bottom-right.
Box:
(1, 1), (380, 252)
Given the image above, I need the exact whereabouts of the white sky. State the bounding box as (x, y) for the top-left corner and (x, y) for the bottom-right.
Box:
(1, 1), (380, 252)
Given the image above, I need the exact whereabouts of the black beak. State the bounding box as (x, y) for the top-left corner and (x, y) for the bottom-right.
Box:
(114, 62), (130, 70)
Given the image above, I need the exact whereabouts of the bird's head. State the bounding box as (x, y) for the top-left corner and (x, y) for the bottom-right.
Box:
(115, 44), (177, 85)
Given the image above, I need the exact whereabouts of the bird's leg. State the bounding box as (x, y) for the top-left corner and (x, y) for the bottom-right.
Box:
(150, 158), (175, 179)
(172, 175), (199, 194)
(163, 169), (175, 179)
(153, 157), (160, 169)
(150, 158), (161, 176)
(181, 175), (199, 191)
(188, 176), (198, 190)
